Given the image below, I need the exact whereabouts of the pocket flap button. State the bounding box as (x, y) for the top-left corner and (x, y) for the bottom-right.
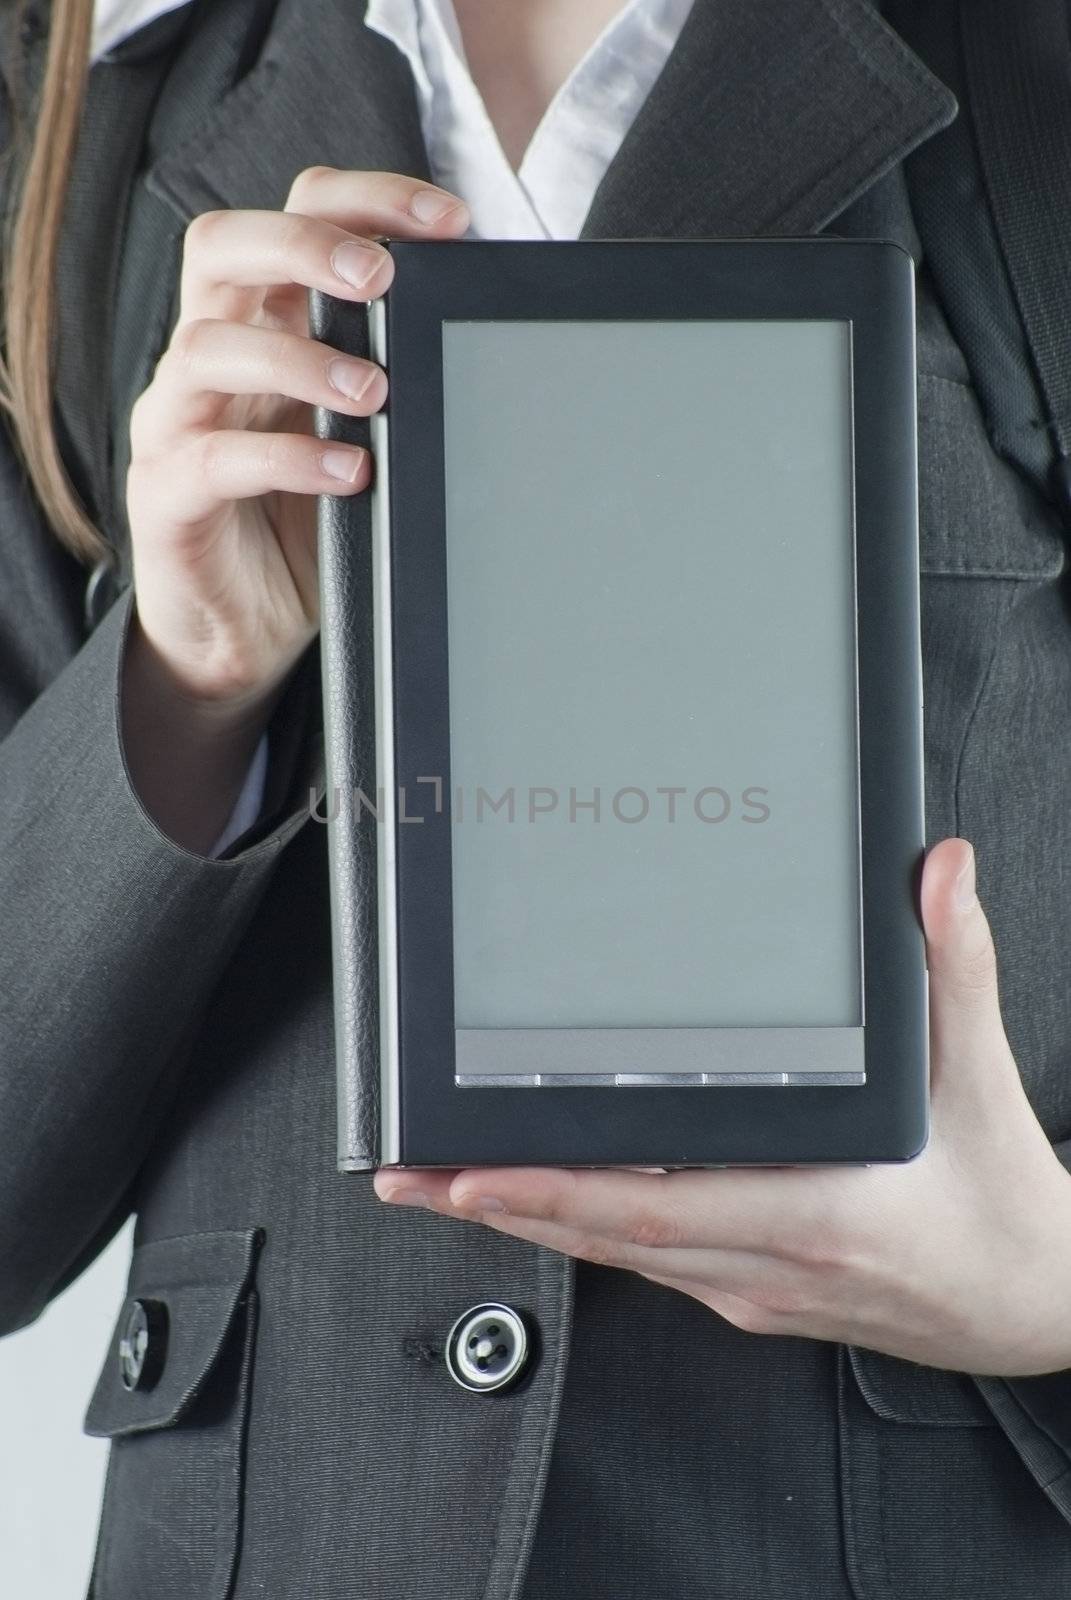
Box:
(118, 1298), (168, 1393)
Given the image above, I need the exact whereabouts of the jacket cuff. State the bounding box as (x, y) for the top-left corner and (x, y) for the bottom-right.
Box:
(210, 632), (326, 859)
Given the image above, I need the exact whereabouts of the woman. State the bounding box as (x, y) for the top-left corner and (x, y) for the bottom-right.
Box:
(2, 0), (1071, 1595)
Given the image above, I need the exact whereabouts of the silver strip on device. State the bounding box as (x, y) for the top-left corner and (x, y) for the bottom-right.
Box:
(845, 322), (867, 1036)
(369, 294), (401, 1165)
(455, 1026), (865, 1086)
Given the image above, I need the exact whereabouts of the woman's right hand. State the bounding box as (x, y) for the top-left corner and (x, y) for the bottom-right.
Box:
(119, 167), (470, 853)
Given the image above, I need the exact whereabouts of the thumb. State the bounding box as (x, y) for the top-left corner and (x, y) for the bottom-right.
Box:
(920, 837), (1013, 1097)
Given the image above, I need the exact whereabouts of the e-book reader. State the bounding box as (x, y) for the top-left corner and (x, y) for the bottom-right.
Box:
(313, 237), (928, 1170)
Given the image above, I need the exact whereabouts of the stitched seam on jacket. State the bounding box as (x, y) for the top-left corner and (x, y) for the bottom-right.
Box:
(481, 1252), (574, 1600)
(819, 0), (946, 102)
(503, 1255), (574, 1600)
(917, 370), (973, 393)
(837, 1344), (891, 1600)
(983, 1378), (1071, 1491)
(950, 582), (1018, 839)
(144, 57), (280, 215)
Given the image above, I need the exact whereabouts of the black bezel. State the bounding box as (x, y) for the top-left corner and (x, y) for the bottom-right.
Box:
(383, 238), (926, 1167)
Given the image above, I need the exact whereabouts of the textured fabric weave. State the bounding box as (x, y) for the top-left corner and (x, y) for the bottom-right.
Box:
(4, 4), (1071, 1598)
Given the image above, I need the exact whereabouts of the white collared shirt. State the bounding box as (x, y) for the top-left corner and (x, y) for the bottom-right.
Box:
(361, 0), (696, 238)
(91, 0), (696, 850)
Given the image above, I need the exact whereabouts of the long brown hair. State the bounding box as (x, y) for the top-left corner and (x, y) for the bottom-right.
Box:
(0, 0), (107, 566)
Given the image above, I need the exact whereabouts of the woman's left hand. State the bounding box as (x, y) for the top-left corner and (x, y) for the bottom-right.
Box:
(374, 838), (1071, 1377)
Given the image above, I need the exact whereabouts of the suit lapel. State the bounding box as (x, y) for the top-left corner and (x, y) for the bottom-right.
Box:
(142, 0), (955, 237)
(580, 0), (958, 238)
(144, 0), (432, 222)
(53, 48), (177, 540)
(53, 0), (264, 545)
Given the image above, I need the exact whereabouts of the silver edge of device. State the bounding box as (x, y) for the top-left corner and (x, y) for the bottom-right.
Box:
(455, 1073), (866, 1088)
(906, 263), (931, 1120)
(845, 319), (866, 1045)
(369, 294), (401, 1166)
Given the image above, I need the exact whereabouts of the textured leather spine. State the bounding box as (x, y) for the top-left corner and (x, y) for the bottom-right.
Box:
(310, 287), (382, 1171)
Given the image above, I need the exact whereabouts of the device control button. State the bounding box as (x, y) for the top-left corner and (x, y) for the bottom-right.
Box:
(118, 1298), (169, 1393)
(445, 1302), (531, 1394)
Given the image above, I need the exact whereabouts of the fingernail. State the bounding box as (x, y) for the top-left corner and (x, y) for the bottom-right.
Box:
(330, 241), (384, 291)
(320, 447), (365, 483)
(954, 846), (977, 911)
(327, 358), (378, 402)
(409, 189), (465, 224)
(384, 1188), (430, 1207)
(453, 1192), (506, 1213)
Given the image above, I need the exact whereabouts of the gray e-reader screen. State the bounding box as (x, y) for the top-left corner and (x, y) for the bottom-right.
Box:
(441, 320), (863, 1086)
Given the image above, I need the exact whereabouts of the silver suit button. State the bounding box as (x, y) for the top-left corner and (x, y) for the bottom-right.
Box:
(118, 1298), (168, 1392)
(445, 1302), (531, 1394)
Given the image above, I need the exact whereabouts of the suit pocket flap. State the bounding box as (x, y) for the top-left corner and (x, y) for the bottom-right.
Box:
(84, 1228), (262, 1438)
(847, 1343), (994, 1427)
(917, 374), (1066, 579)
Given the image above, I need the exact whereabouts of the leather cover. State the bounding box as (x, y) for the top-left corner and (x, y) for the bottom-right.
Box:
(310, 287), (381, 1172)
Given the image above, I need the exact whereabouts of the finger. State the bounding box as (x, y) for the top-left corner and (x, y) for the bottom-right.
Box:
(131, 318), (385, 456)
(180, 169), (469, 324)
(919, 838), (1015, 1097)
(373, 1169), (666, 1207)
(442, 1163), (849, 1260)
(373, 1170), (461, 1208)
(179, 210), (392, 323)
(127, 429), (370, 531)
(425, 1199), (804, 1307)
(283, 165), (470, 233)
(375, 1166), (758, 1270)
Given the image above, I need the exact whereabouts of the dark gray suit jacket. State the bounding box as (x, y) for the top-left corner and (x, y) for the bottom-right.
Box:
(4, 1), (1071, 1596)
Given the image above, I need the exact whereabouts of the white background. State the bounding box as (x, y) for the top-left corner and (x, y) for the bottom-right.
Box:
(0, 1224), (133, 1596)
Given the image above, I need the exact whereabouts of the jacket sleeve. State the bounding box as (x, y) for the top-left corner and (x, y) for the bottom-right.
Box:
(0, 434), (321, 1336)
